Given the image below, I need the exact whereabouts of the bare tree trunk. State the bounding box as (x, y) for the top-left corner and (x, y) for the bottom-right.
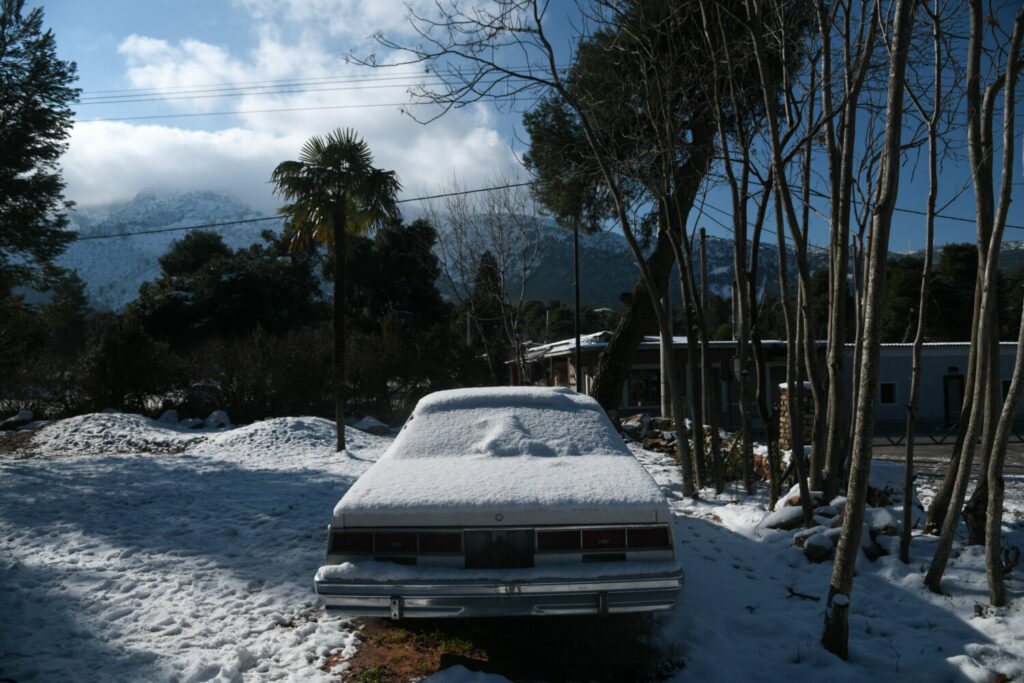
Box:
(590, 130), (714, 422)
(777, 202), (814, 526)
(743, 0), (828, 496)
(982, 6), (1024, 603)
(591, 232), (676, 425)
(750, 185), (782, 507)
(700, 227), (726, 494)
(964, 333), (1001, 544)
(815, 0), (879, 499)
(901, 0), (942, 563)
(823, 0), (914, 658)
(925, 1), (1023, 591)
(988, 294), (1024, 605)
(678, 238), (708, 489)
(924, 307), (979, 533)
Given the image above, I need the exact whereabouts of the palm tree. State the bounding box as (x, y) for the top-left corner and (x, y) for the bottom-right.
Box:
(271, 129), (401, 451)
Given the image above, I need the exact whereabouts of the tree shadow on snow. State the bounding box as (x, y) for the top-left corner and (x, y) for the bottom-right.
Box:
(667, 513), (1005, 682)
(0, 455), (357, 679)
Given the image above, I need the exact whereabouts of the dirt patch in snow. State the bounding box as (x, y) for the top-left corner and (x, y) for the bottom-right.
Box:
(0, 430), (35, 458)
(329, 615), (682, 681)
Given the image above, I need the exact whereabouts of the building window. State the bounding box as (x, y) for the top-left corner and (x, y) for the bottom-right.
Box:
(880, 382), (897, 405)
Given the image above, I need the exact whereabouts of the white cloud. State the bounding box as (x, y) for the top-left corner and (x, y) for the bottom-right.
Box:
(62, 1), (524, 216)
(66, 110), (517, 215)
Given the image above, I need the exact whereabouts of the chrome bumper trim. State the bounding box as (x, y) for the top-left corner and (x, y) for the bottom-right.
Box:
(314, 567), (684, 618)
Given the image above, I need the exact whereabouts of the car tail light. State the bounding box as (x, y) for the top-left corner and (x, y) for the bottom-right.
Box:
(537, 529), (581, 552)
(374, 532), (417, 552)
(329, 531), (372, 553)
(582, 528), (626, 550)
(626, 526), (671, 549)
(418, 532), (462, 554)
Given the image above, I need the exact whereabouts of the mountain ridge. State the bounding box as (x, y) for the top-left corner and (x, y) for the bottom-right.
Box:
(58, 190), (1022, 311)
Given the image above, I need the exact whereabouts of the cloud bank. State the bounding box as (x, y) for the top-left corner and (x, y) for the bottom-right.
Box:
(64, 1), (522, 214)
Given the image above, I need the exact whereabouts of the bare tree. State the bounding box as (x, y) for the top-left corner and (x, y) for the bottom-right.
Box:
(424, 171), (543, 383)
(926, 1), (1024, 594)
(375, 0), (708, 493)
(813, 0), (881, 497)
(819, 0), (916, 658)
(899, 0), (955, 564)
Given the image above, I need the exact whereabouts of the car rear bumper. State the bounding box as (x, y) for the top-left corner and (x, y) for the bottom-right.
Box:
(314, 566), (684, 618)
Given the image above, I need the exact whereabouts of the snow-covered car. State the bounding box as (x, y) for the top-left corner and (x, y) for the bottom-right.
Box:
(314, 386), (683, 618)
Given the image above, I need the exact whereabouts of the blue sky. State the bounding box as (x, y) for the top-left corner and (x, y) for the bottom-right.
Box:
(38, 1), (1024, 252)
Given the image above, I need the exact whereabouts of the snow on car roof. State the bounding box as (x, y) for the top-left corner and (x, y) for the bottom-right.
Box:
(334, 386), (669, 525)
(395, 386), (622, 459)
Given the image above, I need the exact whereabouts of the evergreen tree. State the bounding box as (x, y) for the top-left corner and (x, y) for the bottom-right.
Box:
(468, 250), (509, 384)
(929, 243), (979, 341)
(133, 229), (326, 347)
(0, 0), (79, 295)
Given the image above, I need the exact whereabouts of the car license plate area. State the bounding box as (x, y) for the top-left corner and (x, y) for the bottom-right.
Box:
(464, 529), (534, 569)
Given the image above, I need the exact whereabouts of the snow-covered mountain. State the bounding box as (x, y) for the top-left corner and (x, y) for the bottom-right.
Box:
(515, 225), (830, 307)
(62, 190), (940, 312)
(60, 191), (282, 310)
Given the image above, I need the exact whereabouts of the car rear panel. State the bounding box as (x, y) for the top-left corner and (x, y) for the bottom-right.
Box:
(316, 522), (682, 618)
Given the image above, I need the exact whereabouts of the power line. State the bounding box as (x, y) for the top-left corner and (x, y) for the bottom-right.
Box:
(78, 75), (525, 106)
(79, 73), (441, 101)
(75, 99), (453, 123)
(78, 67), (570, 99)
(74, 96), (542, 123)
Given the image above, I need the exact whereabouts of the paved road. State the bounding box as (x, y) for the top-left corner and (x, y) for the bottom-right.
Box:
(871, 439), (1024, 477)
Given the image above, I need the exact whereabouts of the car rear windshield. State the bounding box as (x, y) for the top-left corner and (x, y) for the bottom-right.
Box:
(390, 405), (628, 460)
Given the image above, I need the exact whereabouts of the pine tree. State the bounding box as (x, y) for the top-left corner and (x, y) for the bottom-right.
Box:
(0, 0), (79, 296)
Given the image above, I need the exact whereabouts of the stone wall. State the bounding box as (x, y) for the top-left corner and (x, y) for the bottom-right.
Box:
(777, 384), (815, 451)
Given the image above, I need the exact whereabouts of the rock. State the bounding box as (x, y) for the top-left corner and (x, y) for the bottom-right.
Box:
(158, 409), (179, 424)
(621, 413), (650, 440)
(204, 410), (231, 429)
(814, 505), (839, 518)
(780, 483), (824, 508)
(181, 417), (205, 429)
(642, 436), (671, 452)
(352, 416), (390, 436)
(0, 410), (34, 431)
(762, 505), (806, 531)
(793, 525), (827, 547)
(804, 533), (834, 563)
(867, 461), (911, 507)
(865, 506), (900, 536)
(830, 496), (847, 514)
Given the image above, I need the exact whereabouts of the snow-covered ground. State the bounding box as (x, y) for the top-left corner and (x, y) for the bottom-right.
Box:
(633, 445), (1024, 682)
(0, 415), (388, 682)
(1, 413), (1022, 681)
